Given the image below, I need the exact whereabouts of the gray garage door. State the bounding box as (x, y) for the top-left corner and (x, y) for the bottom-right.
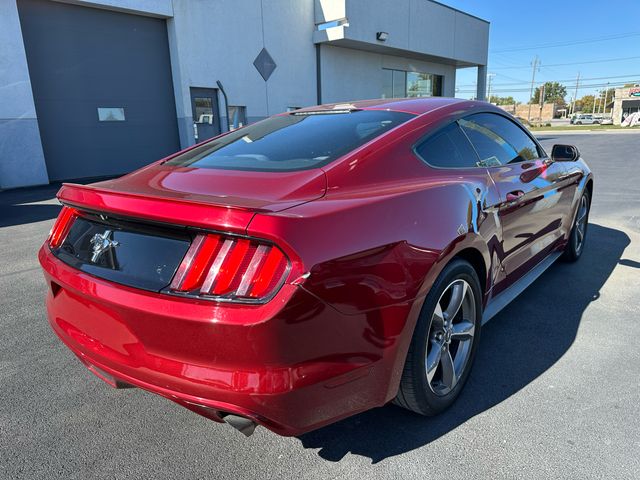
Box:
(18, 0), (180, 181)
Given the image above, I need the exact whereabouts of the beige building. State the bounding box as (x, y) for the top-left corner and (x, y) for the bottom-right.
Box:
(498, 103), (559, 123)
(612, 86), (640, 125)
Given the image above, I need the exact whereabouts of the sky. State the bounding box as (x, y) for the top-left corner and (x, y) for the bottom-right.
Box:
(442, 0), (640, 103)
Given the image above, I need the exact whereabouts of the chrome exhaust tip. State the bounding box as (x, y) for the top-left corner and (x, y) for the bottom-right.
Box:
(222, 414), (257, 437)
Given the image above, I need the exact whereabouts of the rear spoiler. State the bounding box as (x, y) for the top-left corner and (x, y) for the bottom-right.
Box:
(57, 183), (256, 234)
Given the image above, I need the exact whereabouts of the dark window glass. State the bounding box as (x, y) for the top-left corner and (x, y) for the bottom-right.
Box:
(166, 110), (414, 172)
(459, 113), (542, 166)
(432, 74), (443, 96)
(415, 123), (480, 168)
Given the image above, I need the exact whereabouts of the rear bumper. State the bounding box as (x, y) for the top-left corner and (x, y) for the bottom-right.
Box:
(39, 245), (413, 435)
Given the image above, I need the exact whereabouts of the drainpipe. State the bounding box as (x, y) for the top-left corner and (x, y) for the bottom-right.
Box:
(216, 80), (230, 132)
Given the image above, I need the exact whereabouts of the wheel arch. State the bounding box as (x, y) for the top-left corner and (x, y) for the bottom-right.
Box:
(453, 247), (488, 298)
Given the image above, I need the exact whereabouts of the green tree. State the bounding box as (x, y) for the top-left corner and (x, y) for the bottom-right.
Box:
(575, 94), (596, 113)
(489, 95), (516, 105)
(530, 81), (567, 104)
(599, 88), (616, 114)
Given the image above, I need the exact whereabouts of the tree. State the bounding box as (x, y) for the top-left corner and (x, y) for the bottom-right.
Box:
(575, 88), (616, 114)
(530, 81), (567, 105)
(489, 95), (516, 105)
(575, 94), (596, 113)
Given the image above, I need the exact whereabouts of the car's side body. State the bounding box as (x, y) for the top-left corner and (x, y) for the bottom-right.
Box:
(39, 98), (592, 435)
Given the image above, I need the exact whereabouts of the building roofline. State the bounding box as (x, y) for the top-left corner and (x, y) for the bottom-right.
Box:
(427, 0), (490, 24)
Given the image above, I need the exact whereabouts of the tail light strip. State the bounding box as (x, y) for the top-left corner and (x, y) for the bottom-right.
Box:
(170, 233), (289, 302)
(236, 245), (269, 296)
(200, 239), (234, 294)
(49, 206), (78, 248)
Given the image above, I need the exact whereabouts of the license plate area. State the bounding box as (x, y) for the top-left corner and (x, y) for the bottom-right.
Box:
(53, 214), (191, 292)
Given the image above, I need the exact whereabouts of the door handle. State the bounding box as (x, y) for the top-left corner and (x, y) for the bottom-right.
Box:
(506, 190), (525, 202)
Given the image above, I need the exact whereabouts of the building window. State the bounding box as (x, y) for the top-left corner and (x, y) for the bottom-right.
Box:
(382, 69), (443, 98)
(228, 106), (247, 130)
(97, 107), (125, 122)
(193, 97), (214, 125)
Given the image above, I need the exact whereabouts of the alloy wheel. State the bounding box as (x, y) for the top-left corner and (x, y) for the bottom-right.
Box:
(425, 279), (476, 396)
(575, 195), (589, 254)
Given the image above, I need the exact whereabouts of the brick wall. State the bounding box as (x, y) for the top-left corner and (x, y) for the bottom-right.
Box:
(497, 103), (558, 122)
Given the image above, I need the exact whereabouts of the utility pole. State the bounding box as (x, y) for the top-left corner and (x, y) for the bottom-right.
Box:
(603, 82), (610, 115)
(487, 73), (496, 103)
(539, 83), (546, 122)
(571, 72), (580, 115)
(527, 56), (539, 124)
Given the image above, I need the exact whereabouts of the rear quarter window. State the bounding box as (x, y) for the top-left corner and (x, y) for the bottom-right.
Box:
(415, 122), (480, 168)
(165, 110), (415, 172)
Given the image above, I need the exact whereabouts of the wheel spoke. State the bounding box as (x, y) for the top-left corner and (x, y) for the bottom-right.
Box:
(451, 320), (475, 341)
(444, 282), (466, 322)
(578, 210), (587, 222)
(440, 349), (457, 389)
(426, 341), (443, 382)
(432, 303), (445, 328)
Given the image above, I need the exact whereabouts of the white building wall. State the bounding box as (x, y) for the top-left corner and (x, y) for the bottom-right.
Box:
(0, 0), (487, 188)
(0, 0), (48, 189)
(168, 0), (317, 147)
(319, 45), (457, 104)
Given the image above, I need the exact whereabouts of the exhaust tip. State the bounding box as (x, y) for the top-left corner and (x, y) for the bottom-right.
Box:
(222, 414), (258, 437)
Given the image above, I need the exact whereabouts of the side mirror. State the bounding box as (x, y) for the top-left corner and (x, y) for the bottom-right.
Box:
(551, 144), (580, 162)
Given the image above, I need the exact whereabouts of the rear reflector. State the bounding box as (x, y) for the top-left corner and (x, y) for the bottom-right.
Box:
(170, 233), (289, 302)
(48, 206), (78, 248)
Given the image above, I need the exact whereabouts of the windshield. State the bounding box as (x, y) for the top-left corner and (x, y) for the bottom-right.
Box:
(165, 110), (415, 172)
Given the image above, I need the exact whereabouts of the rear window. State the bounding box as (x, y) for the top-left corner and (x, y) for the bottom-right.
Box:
(165, 110), (415, 172)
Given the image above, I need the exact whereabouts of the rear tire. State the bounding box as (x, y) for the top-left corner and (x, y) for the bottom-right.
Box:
(394, 259), (482, 416)
(562, 190), (590, 262)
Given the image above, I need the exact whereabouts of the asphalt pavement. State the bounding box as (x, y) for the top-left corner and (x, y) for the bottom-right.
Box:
(1, 132), (639, 479)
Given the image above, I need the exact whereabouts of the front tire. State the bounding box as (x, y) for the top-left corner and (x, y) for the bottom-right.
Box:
(562, 190), (590, 262)
(395, 259), (482, 416)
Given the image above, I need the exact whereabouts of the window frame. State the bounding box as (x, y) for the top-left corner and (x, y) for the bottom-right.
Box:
(412, 109), (548, 171)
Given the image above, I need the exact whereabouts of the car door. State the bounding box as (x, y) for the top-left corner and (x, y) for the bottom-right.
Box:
(458, 113), (574, 291)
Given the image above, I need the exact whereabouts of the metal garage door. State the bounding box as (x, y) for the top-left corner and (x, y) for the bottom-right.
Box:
(17, 0), (180, 181)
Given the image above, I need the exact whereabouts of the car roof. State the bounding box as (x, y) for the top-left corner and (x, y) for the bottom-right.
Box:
(294, 97), (470, 116)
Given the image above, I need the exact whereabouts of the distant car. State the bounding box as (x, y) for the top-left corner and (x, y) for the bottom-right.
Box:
(600, 117), (613, 125)
(39, 98), (593, 437)
(571, 114), (599, 125)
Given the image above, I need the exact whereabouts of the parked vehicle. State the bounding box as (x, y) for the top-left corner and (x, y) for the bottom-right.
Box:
(600, 117), (614, 125)
(571, 114), (600, 125)
(39, 98), (593, 436)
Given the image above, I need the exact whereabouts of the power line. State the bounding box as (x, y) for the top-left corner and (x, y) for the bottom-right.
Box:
(457, 73), (640, 88)
(489, 55), (640, 70)
(491, 31), (640, 53)
(456, 79), (639, 94)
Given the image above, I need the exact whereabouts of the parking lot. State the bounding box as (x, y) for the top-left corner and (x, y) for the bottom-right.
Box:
(1, 132), (639, 479)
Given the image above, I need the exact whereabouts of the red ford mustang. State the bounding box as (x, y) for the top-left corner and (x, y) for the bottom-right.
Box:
(39, 98), (592, 436)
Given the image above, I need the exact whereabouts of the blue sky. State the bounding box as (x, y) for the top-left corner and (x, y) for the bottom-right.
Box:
(442, 0), (640, 102)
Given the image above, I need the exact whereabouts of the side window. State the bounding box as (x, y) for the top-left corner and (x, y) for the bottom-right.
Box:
(415, 122), (480, 168)
(459, 113), (542, 165)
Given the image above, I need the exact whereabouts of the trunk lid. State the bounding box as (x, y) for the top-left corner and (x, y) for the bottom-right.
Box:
(58, 163), (327, 232)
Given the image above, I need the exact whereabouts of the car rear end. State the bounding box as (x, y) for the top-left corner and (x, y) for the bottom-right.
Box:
(38, 105), (419, 435)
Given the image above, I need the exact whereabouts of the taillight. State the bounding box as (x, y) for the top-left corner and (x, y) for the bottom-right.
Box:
(170, 233), (289, 302)
(48, 206), (78, 248)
